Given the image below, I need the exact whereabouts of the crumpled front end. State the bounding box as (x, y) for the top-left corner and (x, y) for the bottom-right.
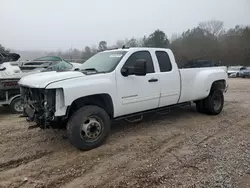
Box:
(20, 86), (56, 128)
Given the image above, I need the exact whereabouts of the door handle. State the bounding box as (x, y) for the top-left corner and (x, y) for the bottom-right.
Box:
(148, 78), (158, 82)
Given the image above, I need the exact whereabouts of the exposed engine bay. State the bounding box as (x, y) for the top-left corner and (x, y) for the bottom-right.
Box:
(20, 86), (57, 128)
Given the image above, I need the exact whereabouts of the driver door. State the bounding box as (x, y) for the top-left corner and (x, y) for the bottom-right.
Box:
(115, 50), (161, 117)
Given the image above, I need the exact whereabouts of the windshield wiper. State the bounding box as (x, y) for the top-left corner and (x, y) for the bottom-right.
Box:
(82, 68), (99, 72)
(80, 68), (106, 74)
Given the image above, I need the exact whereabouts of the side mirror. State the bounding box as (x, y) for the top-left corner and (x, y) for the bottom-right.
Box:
(121, 67), (129, 77)
(134, 59), (146, 76)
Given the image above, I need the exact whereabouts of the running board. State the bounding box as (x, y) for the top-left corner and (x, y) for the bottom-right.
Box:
(156, 108), (170, 115)
(125, 114), (143, 123)
(114, 102), (191, 121)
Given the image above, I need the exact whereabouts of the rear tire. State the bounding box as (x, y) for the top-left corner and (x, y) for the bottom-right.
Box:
(196, 90), (224, 115)
(10, 97), (24, 114)
(67, 105), (111, 150)
(196, 100), (207, 113)
(204, 90), (224, 115)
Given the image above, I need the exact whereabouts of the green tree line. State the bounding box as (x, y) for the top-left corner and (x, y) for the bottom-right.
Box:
(2, 20), (250, 66)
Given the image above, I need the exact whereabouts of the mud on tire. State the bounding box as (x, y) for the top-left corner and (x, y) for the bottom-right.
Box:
(67, 105), (111, 150)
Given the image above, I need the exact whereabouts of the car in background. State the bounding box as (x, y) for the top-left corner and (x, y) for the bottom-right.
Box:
(240, 66), (250, 78)
(227, 66), (244, 77)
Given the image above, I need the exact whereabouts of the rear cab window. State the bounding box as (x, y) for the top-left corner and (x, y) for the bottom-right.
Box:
(155, 51), (172, 72)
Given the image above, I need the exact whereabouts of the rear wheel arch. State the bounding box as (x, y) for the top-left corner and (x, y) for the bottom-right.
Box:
(210, 79), (226, 93)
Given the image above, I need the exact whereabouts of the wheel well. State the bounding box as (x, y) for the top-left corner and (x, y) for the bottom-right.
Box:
(67, 94), (114, 119)
(210, 80), (226, 92)
(9, 95), (21, 104)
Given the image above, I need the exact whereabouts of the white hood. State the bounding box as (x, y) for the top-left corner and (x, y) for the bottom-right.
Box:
(18, 71), (85, 88)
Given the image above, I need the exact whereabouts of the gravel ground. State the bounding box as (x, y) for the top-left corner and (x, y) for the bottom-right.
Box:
(0, 78), (250, 188)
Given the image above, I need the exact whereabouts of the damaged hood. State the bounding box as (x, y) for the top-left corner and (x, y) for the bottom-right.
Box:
(18, 71), (85, 88)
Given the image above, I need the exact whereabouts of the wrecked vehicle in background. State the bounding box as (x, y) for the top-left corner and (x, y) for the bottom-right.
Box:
(0, 53), (27, 113)
(19, 56), (81, 72)
(0, 55), (81, 113)
(0, 52), (21, 64)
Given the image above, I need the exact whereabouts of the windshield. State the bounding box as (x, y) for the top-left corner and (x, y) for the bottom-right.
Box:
(42, 60), (73, 72)
(79, 50), (127, 72)
(34, 56), (63, 61)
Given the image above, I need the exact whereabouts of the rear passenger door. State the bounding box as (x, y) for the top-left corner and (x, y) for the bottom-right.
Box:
(155, 51), (180, 107)
(115, 50), (161, 116)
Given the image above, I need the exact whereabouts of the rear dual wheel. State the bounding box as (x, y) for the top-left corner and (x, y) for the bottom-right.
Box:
(196, 90), (224, 115)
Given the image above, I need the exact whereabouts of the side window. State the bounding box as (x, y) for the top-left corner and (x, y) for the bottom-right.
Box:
(155, 51), (172, 72)
(123, 51), (154, 73)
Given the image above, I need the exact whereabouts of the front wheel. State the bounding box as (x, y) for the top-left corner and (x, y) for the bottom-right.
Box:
(67, 105), (111, 150)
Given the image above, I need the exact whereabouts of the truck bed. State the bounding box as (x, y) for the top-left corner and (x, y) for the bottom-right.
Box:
(178, 66), (228, 103)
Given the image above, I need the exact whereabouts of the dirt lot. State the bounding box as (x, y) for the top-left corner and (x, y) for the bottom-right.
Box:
(0, 78), (250, 188)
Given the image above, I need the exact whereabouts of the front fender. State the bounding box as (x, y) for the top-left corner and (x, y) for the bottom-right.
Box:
(46, 73), (117, 116)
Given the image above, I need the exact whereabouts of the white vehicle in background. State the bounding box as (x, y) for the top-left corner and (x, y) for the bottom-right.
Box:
(19, 56), (81, 72)
(227, 66), (244, 77)
(19, 47), (228, 150)
(0, 55), (81, 113)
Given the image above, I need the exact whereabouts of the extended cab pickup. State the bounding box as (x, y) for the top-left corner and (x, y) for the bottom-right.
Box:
(19, 47), (228, 150)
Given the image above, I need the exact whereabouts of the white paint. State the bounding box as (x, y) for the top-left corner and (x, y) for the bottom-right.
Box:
(18, 47), (228, 118)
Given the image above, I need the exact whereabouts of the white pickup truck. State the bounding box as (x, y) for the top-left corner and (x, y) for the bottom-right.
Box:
(19, 47), (228, 150)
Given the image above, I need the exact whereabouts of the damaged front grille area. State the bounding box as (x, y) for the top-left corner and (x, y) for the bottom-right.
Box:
(20, 86), (56, 128)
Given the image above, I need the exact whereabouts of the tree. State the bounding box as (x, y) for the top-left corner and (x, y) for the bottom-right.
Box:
(0, 44), (10, 53)
(82, 46), (92, 59)
(170, 27), (220, 65)
(127, 38), (139, 47)
(199, 20), (225, 38)
(144, 29), (170, 48)
(98, 41), (107, 51)
(116, 40), (125, 48)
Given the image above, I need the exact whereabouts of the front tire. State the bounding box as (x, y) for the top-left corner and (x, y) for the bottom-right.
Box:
(67, 105), (111, 150)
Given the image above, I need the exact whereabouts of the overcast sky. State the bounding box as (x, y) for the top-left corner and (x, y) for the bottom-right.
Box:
(1, 0), (250, 51)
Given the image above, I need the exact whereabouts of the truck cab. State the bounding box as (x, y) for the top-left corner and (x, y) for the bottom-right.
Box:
(19, 47), (228, 150)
